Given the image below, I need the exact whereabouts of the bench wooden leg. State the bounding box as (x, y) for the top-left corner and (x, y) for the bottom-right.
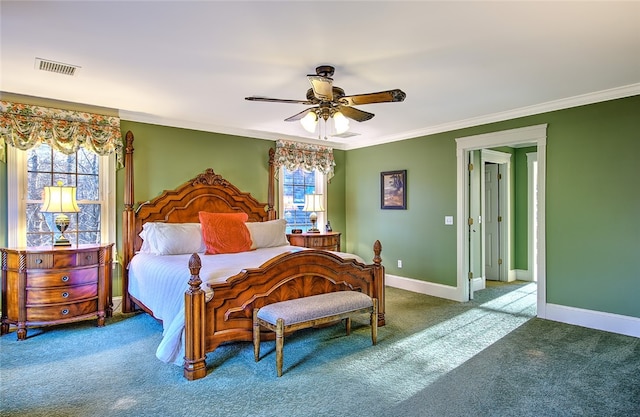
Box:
(345, 317), (351, 336)
(276, 318), (284, 377)
(253, 308), (260, 362)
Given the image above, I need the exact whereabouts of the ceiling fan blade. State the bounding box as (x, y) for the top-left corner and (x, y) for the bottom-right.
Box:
(337, 105), (375, 122)
(339, 89), (406, 106)
(245, 96), (314, 105)
(284, 108), (313, 122)
(307, 75), (333, 101)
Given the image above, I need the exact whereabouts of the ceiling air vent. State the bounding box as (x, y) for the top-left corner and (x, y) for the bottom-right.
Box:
(35, 58), (80, 76)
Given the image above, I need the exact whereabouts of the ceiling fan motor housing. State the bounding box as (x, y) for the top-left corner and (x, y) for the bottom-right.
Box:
(315, 65), (335, 78)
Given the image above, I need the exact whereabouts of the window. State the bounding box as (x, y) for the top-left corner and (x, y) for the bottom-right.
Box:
(7, 144), (115, 248)
(279, 167), (326, 233)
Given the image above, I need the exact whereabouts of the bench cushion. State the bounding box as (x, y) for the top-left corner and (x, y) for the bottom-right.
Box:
(257, 291), (373, 326)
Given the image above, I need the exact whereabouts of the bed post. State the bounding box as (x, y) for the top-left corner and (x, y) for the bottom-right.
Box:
(372, 240), (386, 326)
(267, 148), (276, 220)
(184, 253), (207, 380)
(122, 131), (136, 313)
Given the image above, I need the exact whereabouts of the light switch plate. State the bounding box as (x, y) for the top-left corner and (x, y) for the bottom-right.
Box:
(445, 216), (454, 225)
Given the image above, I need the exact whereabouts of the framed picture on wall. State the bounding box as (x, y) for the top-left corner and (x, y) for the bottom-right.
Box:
(381, 170), (407, 209)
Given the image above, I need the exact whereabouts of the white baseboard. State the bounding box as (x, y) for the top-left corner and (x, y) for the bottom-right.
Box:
(470, 276), (485, 293)
(545, 303), (640, 338)
(386, 274), (639, 339)
(386, 274), (464, 302)
(514, 269), (533, 281)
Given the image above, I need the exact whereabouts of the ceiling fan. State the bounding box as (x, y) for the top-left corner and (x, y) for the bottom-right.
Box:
(245, 65), (406, 137)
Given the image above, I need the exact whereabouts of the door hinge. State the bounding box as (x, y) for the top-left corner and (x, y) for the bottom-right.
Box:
(468, 271), (473, 279)
(468, 217), (474, 226)
(498, 216), (502, 222)
(498, 173), (502, 180)
(498, 258), (503, 265)
(468, 163), (474, 171)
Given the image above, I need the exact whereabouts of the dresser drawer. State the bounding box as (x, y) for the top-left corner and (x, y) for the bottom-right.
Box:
(25, 250), (100, 269)
(26, 299), (98, 322)
(76, 250), (100, 266)
(310, 235), (339, 249)
(287, 235), (305, 247)
(27, 283), (98, 305)
(26, 267), (98, 288)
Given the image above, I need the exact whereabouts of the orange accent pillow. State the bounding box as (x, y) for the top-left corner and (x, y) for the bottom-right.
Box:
(198, 212), (252, 254)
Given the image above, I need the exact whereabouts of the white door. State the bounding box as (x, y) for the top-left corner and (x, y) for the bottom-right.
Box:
(484, 163), (500, 281)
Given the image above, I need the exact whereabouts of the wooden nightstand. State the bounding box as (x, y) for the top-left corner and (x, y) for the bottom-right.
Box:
(287, 232), (341, 251)
(1, 243), (113, 340)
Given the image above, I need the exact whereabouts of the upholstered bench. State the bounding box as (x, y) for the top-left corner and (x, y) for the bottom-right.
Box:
(253, 291), (378, 377)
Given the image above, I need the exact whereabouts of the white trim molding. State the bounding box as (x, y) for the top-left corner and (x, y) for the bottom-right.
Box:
(545, 304), (640, 338)
(386, 274), (464, 302)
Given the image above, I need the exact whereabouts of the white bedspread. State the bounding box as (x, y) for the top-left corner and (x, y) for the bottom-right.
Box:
(128, 245), (365, 365)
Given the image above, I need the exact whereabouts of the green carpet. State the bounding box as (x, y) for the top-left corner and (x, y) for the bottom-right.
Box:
(1, 282), (638, 417)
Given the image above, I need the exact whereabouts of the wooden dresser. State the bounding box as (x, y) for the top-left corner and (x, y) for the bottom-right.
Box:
(287, 232), (341, 251)
(1, 243), (113, 340)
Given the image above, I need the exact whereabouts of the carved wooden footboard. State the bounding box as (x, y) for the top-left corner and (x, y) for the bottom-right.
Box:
(184, 245), (384, 380)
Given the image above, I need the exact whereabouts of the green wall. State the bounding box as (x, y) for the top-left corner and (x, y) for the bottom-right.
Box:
(345, 134), (457, 284)
(345, 95), (640, 318)
(514, 146), (537, 270)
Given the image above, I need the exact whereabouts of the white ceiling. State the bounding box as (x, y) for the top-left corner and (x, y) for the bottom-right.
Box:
(1, 1), (639, 150)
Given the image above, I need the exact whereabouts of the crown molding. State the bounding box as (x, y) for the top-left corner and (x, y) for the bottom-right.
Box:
(342, 83), (640, 150)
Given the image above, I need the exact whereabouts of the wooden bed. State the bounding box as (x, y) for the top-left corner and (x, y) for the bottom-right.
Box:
(121, 130), (385, 380)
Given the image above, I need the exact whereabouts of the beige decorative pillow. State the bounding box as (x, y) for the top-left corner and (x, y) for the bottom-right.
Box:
(245, 219), (290, 249)
(139, 222), (205, 255)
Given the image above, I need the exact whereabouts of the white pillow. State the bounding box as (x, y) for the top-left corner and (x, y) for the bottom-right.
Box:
(139, 222), (205, 255)
(245, 219), (289, 250)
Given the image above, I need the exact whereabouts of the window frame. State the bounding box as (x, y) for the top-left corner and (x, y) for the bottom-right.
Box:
(278, 166), (327, 233)
(6, 145), (116, 251)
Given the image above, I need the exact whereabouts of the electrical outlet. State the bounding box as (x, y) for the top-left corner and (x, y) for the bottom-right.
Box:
(397, 259), (403, 268)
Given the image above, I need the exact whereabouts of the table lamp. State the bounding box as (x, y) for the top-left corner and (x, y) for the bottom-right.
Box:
(41, 181), (80, 246)
(303, 194), (324, 233)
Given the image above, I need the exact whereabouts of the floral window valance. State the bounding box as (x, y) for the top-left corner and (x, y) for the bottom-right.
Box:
(0, 101), (123, 167)
(273, 140), (335, 180)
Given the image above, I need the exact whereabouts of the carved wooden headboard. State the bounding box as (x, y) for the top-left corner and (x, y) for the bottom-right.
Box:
(131, 168), (274, 253)
(121, 131), (277, 310)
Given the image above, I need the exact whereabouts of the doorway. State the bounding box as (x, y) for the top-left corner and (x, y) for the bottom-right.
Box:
(481, 149), (511, 283)
(455, 124), (548, 318)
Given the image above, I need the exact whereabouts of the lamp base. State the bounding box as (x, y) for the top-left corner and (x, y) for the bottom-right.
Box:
(307, 216), (321, 233)
(54, 214), (72, 246)
(53, 236), (72, 246)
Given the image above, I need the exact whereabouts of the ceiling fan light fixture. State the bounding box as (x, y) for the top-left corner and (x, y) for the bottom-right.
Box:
(300, 111), (318, 133)
(333, 111), (349, 134)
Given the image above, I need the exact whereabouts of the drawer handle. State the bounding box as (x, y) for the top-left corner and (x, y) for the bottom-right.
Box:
(61, 275), (70, 282)
(61, 309), (69, 315)
(35, 258), (43, 264)
(62, 292), (69, 298)
(85, 255), (92, 261)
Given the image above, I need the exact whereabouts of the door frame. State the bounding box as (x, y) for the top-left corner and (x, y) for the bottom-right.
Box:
(455, 124), (548, 318)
